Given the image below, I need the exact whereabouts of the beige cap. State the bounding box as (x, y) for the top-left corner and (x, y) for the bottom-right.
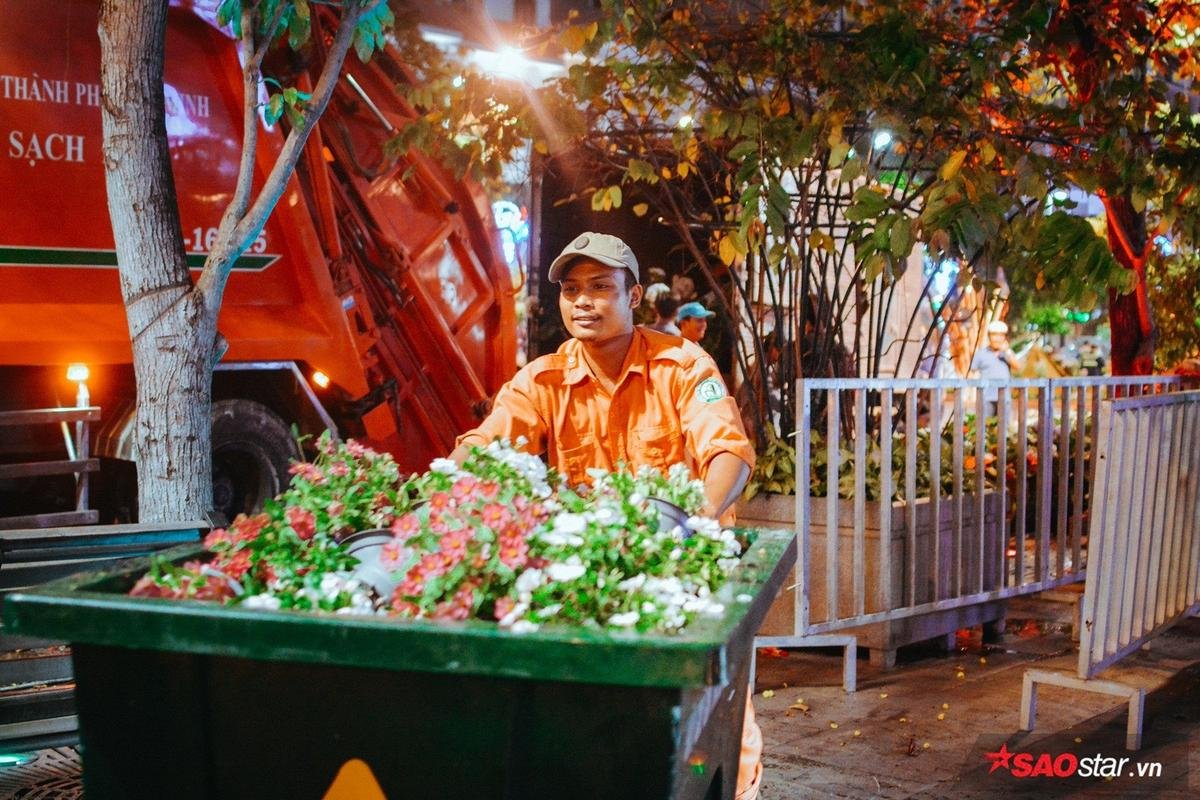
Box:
(548, 232), (640, 283)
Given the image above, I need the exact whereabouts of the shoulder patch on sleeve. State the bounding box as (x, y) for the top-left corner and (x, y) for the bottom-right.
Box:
(695, 376), (727, 403)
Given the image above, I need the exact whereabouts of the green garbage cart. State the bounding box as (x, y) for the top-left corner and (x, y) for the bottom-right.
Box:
(3, 527), (793, 800)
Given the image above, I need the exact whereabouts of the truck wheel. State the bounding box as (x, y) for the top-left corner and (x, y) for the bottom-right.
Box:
(211, 399), (299, 525)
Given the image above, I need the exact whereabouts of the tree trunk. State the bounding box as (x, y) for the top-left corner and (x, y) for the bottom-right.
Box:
(99, 0), (216, 521)
(1104, 194), (1155, 376)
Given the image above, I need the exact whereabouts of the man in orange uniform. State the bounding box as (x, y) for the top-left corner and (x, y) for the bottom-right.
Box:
(452, 231), (763, 799)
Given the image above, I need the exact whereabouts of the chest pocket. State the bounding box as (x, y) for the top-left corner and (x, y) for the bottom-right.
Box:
(629, 424), (686, 473)
(557, 439), (596, 488)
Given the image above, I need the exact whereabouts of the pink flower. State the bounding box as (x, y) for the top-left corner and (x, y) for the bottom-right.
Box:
(204, 528), (230, 550)
(380, 539), (409, 569)
(428, 491), (454, 512)
(391, 513), (421, 540)
(437, 530), (469, 568)
(415, 552), (448, 579)
(328, 500), (345, 517)
(288, 462), (325, 485)
(480, 503), (510, 528)
(433, 582), (477, 620)
(494, 596), (516, 621)
(230, 513), (270, 543)
(286, 506), (316, 541)
(346, 440), (370, 458)
(330, 462), (350, 478)
(219, 549), (252, 580)
(479, 481), (500, 499)
(498, 533), (528, 569)
(390, 597), (420, 617)
(451, 476), (479, 501)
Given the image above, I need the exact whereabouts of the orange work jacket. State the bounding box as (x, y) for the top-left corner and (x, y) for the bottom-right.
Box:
(456, 327), (755, 488)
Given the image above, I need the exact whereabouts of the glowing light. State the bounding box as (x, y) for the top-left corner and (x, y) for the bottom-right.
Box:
(1050, 188), (1070, 202)
(0, 752), (37, 767)
(677, 114), (694, 129)
(66, 363), (89, 382)
(872, 130), (893, 149)
(452, 74), (465, 88)
(311, 370), (331, 390)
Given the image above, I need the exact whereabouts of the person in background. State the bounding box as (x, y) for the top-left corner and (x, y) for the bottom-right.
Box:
(677, 301), (716, 345)
(650, 294), (682, 335)
(635, 281), (670, 327)
(1079, 341), (1106, 376)
(451, 231), (763, 800)
(971, 320), (1018, 415)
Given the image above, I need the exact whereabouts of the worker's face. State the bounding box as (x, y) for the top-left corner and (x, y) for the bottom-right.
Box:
(558, 260), (642, 344)
(988, 332), (1007, 350)
(678, 316), (708, 343)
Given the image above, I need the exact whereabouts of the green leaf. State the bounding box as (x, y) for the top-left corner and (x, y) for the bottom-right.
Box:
(829, 140), (850, 167)
(839, 157), (863, 184)
(889, 216), (914, 258)
(728, 140), (758, 161)
(288, 0), (312, 49)
(939, 150), (967, 181)
(266, 93), (285, 125)
(354, 28), (374, 63)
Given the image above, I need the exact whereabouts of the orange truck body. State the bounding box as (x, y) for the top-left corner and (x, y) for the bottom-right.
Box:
(0, 0), (516, 515)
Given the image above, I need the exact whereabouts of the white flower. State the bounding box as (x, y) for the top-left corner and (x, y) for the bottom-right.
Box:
(552, 513), (587, 535)
(669, 547), (683, 561)
(510, 619), (540, 634)
(243, 594), (281, 610)
(515, 568), (544, 595)
(535, 603), (563, 619)
(641, 601), (657, 613)
(591, 505), (625, 526)
(609, 611), (640, 627)
(429, 457), (458, 475)
(538, 530), (583, 547)
(686, 515), (722, 539)
(498, 601), (529, 626)
(736, 593), (753, 603)
(319, 574), (346, 597)
(702, 603), (725, 617)
(547, 563), (586, 582)
(617, 574), (646, 592)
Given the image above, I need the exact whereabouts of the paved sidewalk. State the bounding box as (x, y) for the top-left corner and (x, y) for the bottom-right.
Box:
(754, 615), (1200, 799)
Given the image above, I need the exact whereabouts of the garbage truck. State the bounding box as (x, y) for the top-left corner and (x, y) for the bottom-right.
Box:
(0, 0), (518, 522)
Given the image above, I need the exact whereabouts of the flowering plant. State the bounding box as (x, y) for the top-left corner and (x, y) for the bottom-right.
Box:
(132, 438), (747, 636)
(130, 432), (402, 614)
(385, 446), (740, 634)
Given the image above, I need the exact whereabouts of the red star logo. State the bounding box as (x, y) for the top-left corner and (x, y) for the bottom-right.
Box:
(985, 742), (1015, 774)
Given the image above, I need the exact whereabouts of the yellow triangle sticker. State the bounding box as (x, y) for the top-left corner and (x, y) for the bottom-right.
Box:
(322, 758), (388, 800)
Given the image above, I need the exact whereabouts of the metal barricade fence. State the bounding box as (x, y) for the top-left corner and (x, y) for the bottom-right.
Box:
(1019, 388), (1200, 749)
(751, 375), (1183, 689)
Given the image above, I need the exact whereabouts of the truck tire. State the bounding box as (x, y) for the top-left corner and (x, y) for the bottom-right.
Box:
(211, 399), (299, 525)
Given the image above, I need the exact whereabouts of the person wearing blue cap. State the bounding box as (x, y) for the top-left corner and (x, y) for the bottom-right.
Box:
(676, 300), (715, 345)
